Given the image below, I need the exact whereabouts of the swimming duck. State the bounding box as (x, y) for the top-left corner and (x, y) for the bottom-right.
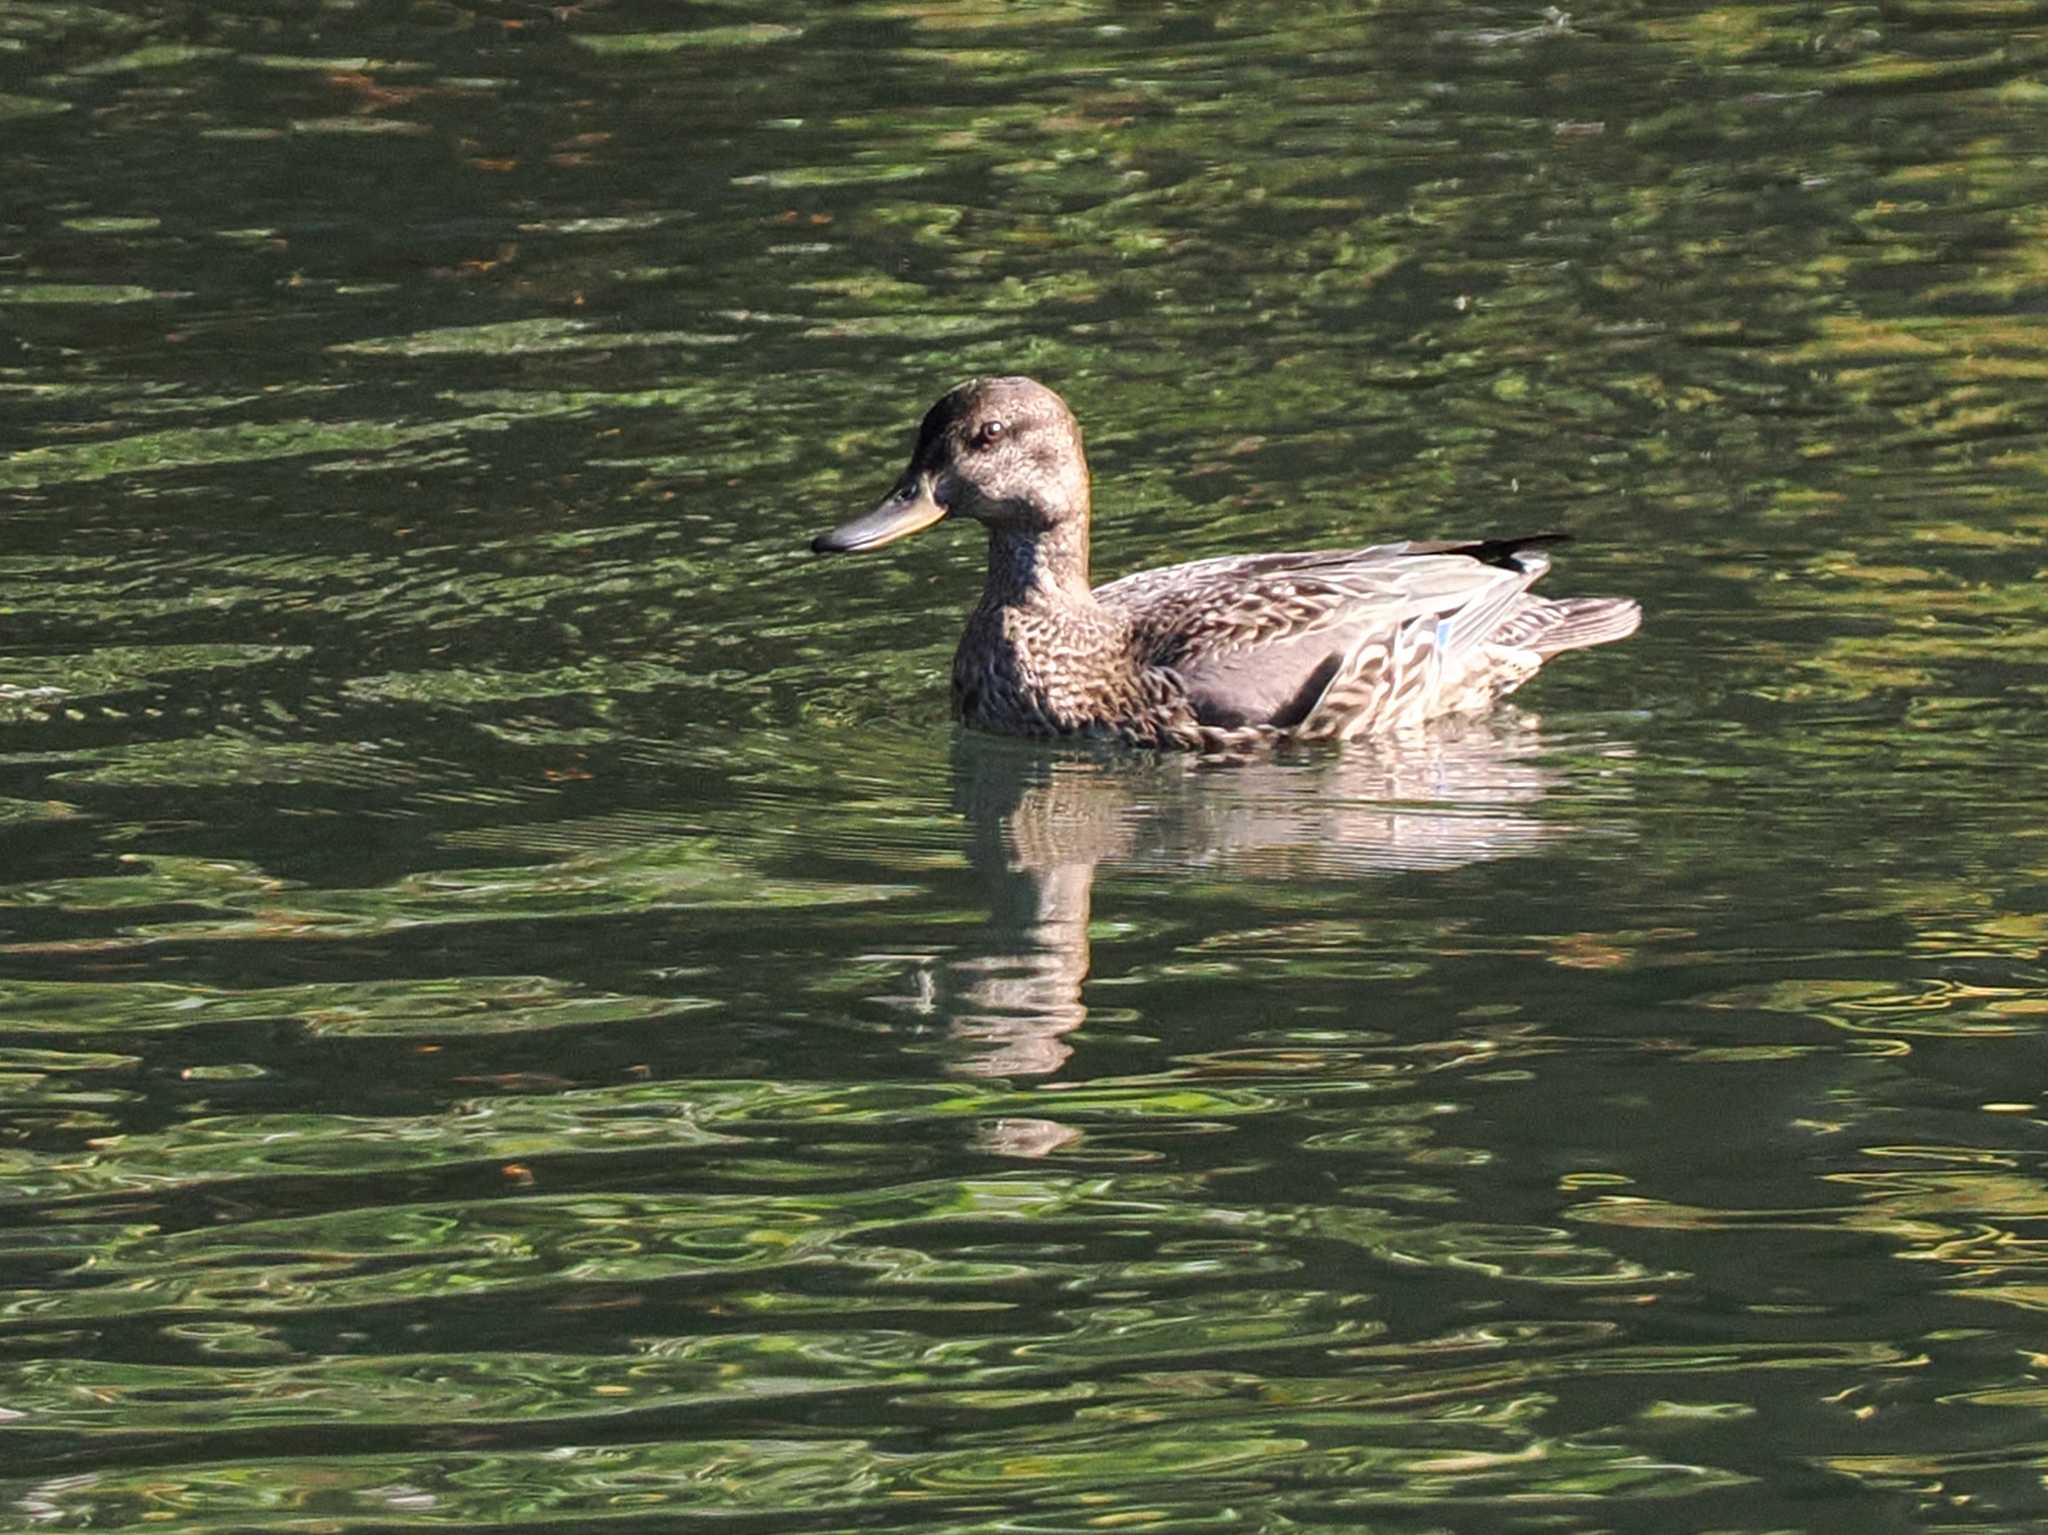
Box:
(812, 377), (1640, 751)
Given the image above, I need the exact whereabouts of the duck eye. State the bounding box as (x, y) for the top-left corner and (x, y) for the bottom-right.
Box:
(973, 420), (1006, 450)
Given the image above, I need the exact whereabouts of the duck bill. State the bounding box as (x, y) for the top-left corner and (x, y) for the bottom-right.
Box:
(812, 476), (948, 554)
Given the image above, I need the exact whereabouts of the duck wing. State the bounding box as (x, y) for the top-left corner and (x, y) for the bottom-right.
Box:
(1095, 535), (1610, 733)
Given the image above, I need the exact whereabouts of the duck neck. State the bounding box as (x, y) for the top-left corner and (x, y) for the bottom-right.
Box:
(982, 519), (1093, 609)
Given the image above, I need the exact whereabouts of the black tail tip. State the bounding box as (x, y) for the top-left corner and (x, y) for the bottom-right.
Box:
(1458, 531), (1573, 570)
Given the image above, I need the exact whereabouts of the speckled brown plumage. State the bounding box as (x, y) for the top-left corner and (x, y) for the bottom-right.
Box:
(813, 377), (1641, 751)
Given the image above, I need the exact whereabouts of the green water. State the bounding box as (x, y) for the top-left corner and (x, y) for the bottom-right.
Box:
(3, 2), (2046, 1531)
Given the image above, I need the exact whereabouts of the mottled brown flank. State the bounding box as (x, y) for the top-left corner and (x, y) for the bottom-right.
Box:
(823, 378), (1641, 751)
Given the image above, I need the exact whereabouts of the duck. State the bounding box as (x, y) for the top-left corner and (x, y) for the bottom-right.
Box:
(812, 377), (1640, 751)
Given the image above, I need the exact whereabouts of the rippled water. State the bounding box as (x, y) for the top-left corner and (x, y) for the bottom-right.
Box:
(4, 2), (2047, 1531)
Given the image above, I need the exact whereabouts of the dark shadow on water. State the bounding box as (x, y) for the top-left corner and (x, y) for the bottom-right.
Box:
(900, 714), (1631, 1087)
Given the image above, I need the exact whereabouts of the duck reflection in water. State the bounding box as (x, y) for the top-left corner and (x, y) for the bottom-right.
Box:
(873, 716), (1623, 1106)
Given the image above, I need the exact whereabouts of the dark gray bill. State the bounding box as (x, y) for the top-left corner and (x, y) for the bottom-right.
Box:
(811, 477), (947, 554)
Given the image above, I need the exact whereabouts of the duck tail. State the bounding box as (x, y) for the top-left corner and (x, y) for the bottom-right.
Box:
(1496, 595), (1643, 656)
(1444, 531), (1574, 572)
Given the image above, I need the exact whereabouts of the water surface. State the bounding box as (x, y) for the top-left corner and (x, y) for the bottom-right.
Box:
(3, 2), (2047, 1531)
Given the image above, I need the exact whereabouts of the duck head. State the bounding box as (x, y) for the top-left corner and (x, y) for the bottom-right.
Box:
(812, 376), (1090, 555)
